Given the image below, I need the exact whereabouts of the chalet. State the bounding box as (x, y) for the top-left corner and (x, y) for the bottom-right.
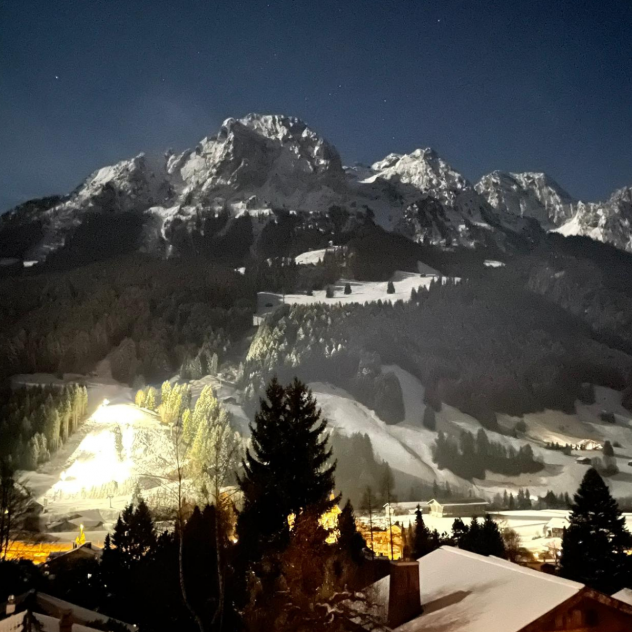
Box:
(544, 517), (569, 538)
(0, 591), (135, 632)
(576, 456), (592, 465)
(46, 542), (102, 576)
(368, 546), (632, 631)
(383, 501), (427, 517)
(426, 497), (487, 517)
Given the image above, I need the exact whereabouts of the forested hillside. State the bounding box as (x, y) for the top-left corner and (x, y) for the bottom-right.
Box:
(239, 268), (626, 426)
(0, 255), (255, 385)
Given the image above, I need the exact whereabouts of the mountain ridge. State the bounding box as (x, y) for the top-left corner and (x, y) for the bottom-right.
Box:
(2, 113), (631, 263)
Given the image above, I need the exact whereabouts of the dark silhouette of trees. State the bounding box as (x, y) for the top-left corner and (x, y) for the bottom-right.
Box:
(560, 468), (632, 594)
(451, 515), (506, 559)
(0, 255), (255, 385)
(433, 430), (543, 480)
(412, 505), (434, 559)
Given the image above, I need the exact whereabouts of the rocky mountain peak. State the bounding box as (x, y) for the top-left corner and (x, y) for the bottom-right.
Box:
(369, 147), (470, 205)
(476, 170), (575, 228)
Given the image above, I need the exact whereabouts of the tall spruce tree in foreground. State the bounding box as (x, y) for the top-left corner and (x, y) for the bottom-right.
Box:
(560, 468), (631, 594)
(237, 378), (337, 567)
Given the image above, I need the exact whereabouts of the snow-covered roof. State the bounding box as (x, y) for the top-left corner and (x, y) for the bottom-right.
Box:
(545, 517), (569, 529)
(427, 498), (487, 506)
(2, 592), (135, 632)
(613, 588), (632, 606)
(384, 502), (427, 510)
(370, 546), (584, 632)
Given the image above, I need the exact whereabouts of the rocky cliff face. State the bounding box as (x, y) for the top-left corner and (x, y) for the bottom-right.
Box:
(476, 171), (576, 228)
(476, 171), (632, 252)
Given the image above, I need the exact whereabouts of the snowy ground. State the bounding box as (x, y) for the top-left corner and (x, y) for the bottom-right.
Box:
(311, 366), (632, 501)
(294, 246), (343, 265)
(17, 374), (173, 544)
(256, 270), (449, 318)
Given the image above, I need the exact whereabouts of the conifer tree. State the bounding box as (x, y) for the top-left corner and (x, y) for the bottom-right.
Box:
(412, 505), (433, 558)
(145, 387), (157, 411)
(560, 468), (631, 593)
(108, 499), (157, 570)
(380, 464), (397, 559)
(337, 500), (365, 564)
(451, 517), (469, 546)
(386, 281), (395, 294)
(134, 388), (146, 408)
(480, 514), (506, 558)
(344, 283), (352, 295)
(237, 378), (337, 565)
(161, 381), (172, 409)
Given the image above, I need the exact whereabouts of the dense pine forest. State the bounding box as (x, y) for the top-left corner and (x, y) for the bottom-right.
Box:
(0, 384), (88, 470)
(0, 255), (256, 385)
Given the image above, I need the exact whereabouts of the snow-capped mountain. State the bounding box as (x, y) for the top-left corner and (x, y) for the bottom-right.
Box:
(8, 112), (632, 263)
(476, 171), (632, 251)
(1, 113), (532, 262)
(369, 148), (469, 205)
(166, 114), (346, 212)
(553, 187), (632, 252)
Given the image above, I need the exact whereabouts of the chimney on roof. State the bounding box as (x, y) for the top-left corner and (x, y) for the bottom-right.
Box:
(60, 611), (73, 632)
(388, 560), (423, 628)
(6, 595), (15, 616)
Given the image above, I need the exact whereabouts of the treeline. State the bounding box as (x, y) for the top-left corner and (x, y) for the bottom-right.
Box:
(399, 506), (508, 562)
(0, 254), (255, 385)
(240, 263), (625, 423)
(0, 384), (88, 470)
(432, 430), (543, 480)
(488, 488), (571, 511)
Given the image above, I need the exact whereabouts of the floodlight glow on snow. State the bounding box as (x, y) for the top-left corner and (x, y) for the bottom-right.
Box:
(48, 403), (148, 498)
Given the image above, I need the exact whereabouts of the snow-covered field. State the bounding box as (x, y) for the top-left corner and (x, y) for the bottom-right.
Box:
(311, 367), (632, 501)
(256, 270), (449, 317)
(294, 246), (343, 265)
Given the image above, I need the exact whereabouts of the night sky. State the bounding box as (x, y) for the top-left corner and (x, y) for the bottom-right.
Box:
(2, 0), (631, 211)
